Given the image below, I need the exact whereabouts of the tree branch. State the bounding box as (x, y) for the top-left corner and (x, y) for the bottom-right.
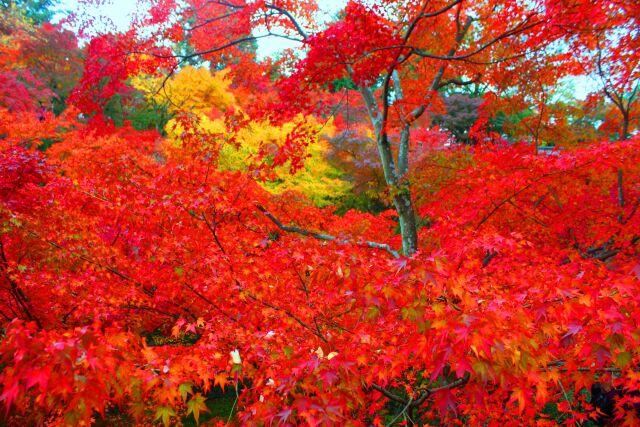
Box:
(371, 383), (408, 404)
(482, 250), (498, 267)
(428, 14), (475, 92)
(436, 76), (479, 90)
(375, 16), (541, 64)
(256, 205), (400, 258)
(371, 372), (471, 409)
(0, 236), (42, 328)
(420, 0), (465, 18)
(238, 279), (329, 343)
(265, 3), (308, 41)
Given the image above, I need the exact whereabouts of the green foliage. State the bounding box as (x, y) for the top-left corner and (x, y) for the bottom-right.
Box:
(1, 0), (58, 25)
(330, 76), (357, 91)
(124, 91), (172, 133)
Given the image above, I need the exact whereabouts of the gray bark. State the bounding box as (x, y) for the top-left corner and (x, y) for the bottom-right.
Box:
(393, 190), (418, 255)
(358, 81), (418, 255)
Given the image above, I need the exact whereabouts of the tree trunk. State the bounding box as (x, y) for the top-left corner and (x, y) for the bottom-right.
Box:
(622, 110), (630, 140)
(393, 190), (418, 255)
(356, 78), (419, 256)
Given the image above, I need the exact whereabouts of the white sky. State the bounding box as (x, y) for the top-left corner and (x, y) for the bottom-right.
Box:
(56, 0), (138, 33)
(54, 0), (596, 99)
(56, 0), (347, 59)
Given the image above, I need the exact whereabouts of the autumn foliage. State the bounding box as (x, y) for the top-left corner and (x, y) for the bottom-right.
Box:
(1, 1), (639, 426)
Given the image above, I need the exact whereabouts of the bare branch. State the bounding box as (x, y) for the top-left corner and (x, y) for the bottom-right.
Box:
(200, 212), (227, 255)
(265, 3), (308, 41)
(0, 236), (42, 328)
(345, 66), (402, 187)
(436, 76), (479, 90)
(183, 281), (237, 323)
(186, 11), (237, 31)
(131, 34), (269, 60)
(482, 250), (498, 267)
(420, 371), (471, 400)
(420, 0), (465, 18)
(371, 372), (471, 409)
(239, 279), (329, 343)
(256, 205), (400, 259)
(429, 15), (475, 92)
(371, 384), (408, 404)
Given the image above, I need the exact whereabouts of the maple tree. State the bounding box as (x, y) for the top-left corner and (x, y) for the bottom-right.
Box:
(1, 0), (640, 426)
(571, 0), (639, 141)
(0, 7), (80, 150)
(125, 0), (636, 255)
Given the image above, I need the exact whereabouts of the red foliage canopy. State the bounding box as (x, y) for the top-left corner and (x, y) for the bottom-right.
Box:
(0, 1), (639, 426)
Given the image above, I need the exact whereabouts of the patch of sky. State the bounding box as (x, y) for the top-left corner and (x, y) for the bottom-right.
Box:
(53, 0), (599, 99)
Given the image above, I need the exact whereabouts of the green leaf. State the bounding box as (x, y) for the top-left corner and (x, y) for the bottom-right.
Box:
(401, 306), (419, 321)
(616, 351), (632, 368)
(154, 406), (176, 427)
(187, 393), (208, 425)
(179, 382), (193, 401)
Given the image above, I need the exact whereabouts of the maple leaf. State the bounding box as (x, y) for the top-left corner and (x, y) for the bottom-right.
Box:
(186, 393), (208, 425)
(25, 367), (49, 391)
(434, 389), (457, 414)
(178, 382), (193, 401)
(213, 372), (229, 390)
(0, 382), (20, 410)
(154, 406), (176, 427)
(510, 387), (527, 415)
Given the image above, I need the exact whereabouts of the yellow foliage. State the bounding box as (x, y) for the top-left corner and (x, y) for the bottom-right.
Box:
(164, 113), (350, 206)
(143, 66), (350, 206)
(132, 66), (236, 114)
(260, 136), (351, 208)
(223, 116), (350, 207)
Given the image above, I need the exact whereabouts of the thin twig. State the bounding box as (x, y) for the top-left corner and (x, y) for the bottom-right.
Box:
(482, 250), (498, 268)
(227, 379), (239, 425)
(236, 278), (328, 343)
(386, 395), (414, 426)
(371, 372), (471, 411)
(558, 379), (583, 427)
